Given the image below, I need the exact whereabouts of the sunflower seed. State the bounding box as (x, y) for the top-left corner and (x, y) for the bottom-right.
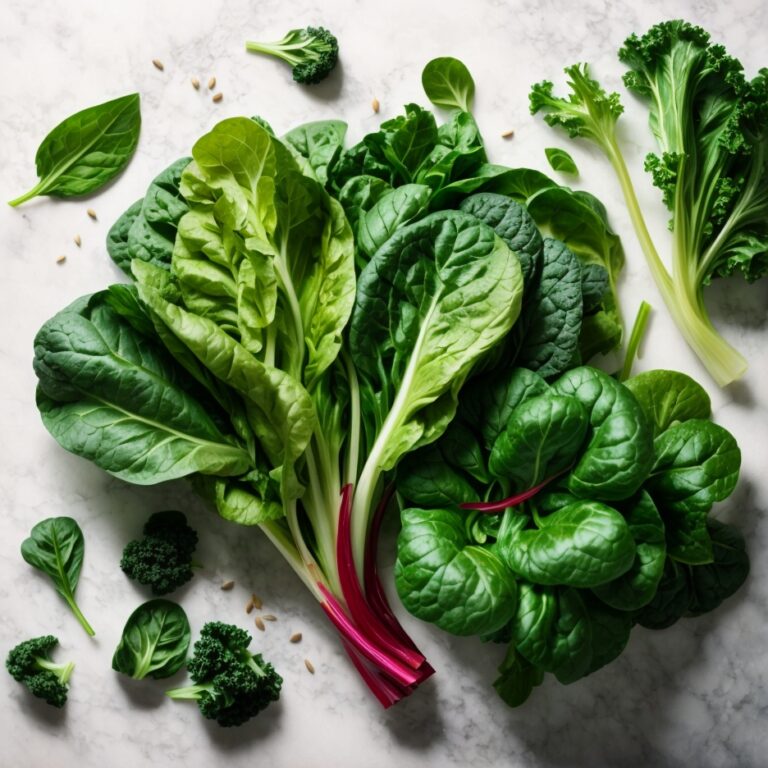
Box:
(86, 208), (97, 220)
(56, 255), (67, 265)
(191, 77), (200, 89)
(73, 234), (81, 247)
(254, 616), (265, 631)
(220, 580), (235, 590)
(372, 98), (380, 113)
(251, 593), (263, 610)
(152, 59), (164, 71)
(212, 93), (223, 103)
(289, 633), (302, 643)
(208, 76), (216, 89)
(501, 129), (515, 139)
(304, 658), (315, 674)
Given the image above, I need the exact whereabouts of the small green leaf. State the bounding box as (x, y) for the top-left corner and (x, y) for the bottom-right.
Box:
(10, 93), (141, 206)
(544, 147), (579, 175)
(112, 599), (191, 679)
(422, 57), (475, 113)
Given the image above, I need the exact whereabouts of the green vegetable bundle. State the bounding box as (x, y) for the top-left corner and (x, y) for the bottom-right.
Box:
(395, 366), (747, 706)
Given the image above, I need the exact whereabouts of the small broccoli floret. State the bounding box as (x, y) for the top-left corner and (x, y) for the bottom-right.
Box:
(166, 621), (282, 727)
(246, 26), (339, 85)
(6, 636), (74, 708)
(120, 511), (198, 595)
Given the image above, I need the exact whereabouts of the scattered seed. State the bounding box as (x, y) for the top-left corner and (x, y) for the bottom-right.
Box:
(212, 93), (223, 103)
(73, 234), (82, 247)
(208, 76), (216, 90)
(86, 208), (97, 220)
(251, 593), (263, 610)
(191, 77), (200, 90)
(290, 632), (302, 643)
(220, 579), (235, 590)
(372, 97), (380, 113)
(152, 59), (164, 71)
(245, 598), (254, 614)
(254, 616), (265, 631)
(501, 129), (515, 139)
(56, 255), (67, 265)
(262, 614), (277, 622)
(304, 658), (315, 674)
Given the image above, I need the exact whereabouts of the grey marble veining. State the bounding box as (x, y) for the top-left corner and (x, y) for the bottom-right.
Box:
(1, 1), (766, 766)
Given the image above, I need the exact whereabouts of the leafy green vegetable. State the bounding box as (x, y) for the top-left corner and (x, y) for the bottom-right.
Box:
(531, 21), (768, 386)
(544, 147), (579, 175)
(245, 27), (339, 85)
(21, 517), (94, 636)
(112, 599), (191, 680)
(9, 93), (141, 207)
(422, 57), (476, 112)
(282, 120), (347, 185)
(6, 636), (74, 708)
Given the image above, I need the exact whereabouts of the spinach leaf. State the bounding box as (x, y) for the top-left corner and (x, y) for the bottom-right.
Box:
(34, 291), (252, 484)
(493, 646), (544, 707)
(686, 519), (749, 616)
(21, 517), (94, 636)
(624, 369), (711, 437)
(635, 558), (690, 629)
(349, 210), (523, 470)
(106, 198), (143, 272)
(545, 147), (579, 175)
(422, 57), (476, 113)
(646, 419), (740, 564)
(552, 366), (653, 501)
(397, 446), (479, 507)
(112, 599), (191, 679)
(282, 120), (347, 185)
(10, 93), (141, 206)
(337, 175), (392, 233)
(501, 501), (636, 588)
(591, 491), (666, 610)
(579, 592), (632, 675)
(395, 507), (518, 636)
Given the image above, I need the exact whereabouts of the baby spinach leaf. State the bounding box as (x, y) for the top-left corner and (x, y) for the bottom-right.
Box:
(398, 446), (479, 507)
(545, 147), (579, 175)
(686, 519), (749, 616)
(501, 501), (636, 588)
(591, 491), (666, 610)
(512, 583), (592, 684)
(337, 175), (392, 234)
(489, 393), (589, 489)
(422, 57), (476, 113)
(282, 120), (347, 185)
(552, 366), (653, 501)
(34, 292), (251, 484)
(107, 198), (143, 273)
(646, 419), (741, 564)
(624, 369), (711, 437)
(350, 211), (523, 470)
(9, 93), (141, 207)
(112, 599), (191, 680)
(357, 184), (431, 261)
(635, 558), (690, 629)
(21, 517), (94, 636)
(493, 646), (544, 707)
(395, 507), (518, 636)
(579, 593), (632, 675)
(580, 263), (609, 312)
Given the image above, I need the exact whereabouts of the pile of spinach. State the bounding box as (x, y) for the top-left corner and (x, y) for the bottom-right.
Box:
(396, 366), (747, 706)
(31, 57), (746, 708)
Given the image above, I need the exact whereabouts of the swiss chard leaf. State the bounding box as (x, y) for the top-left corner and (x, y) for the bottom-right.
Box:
(21, 517), (94, 636)
(9, 93), (141, 206)
(112, 599), (191, 679)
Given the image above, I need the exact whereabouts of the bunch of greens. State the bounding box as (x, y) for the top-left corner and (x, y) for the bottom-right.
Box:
(6, 636), (75, 708)
(530, 20), (768, 387)
(395, 365), (747, 706)
(32, 59), (634, 707)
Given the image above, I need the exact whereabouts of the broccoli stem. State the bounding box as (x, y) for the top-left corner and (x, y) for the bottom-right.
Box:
(245, 41), (304, 67)
(36, 657), (75, 685)
(165, 683), (210, 700)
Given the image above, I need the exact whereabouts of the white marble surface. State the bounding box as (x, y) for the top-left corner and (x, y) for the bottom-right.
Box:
(1, 1), (767, 766)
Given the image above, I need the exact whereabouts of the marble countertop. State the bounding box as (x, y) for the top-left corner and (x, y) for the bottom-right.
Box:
(1, 1), (766, 766)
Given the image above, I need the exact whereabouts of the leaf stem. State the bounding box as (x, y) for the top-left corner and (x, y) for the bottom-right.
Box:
(64, 594), (95, 636)
(8, 180), (47, 207)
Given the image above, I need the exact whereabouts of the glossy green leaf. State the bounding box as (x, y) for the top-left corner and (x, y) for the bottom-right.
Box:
(282, 120), (347, 185)
(9, 93), (141, 206)
(493, 645), (544, 707)
(34, 292), (251, 484)
(21, 517), (94, 636)
(591, 490), (666, 610)
(635, 558), (689, 629)
(544, 147), (579, 175)
(647, 419), (740, 564)
(422, 57), (475, 113)
(579, 592), (632, 675)
(502, 501), (636, 588)
(395, 507), (518, 636)
(552, 366), (653, 501)
(397, 446), (478, 507)
(624, 369), (711, 437)
(112, 599), (191, 679)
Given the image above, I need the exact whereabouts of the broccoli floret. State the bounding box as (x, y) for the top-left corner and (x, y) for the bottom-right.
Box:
(120, 511), (198, 595)
(166, 621), (282, 727)
(6, 636), (74, 708)
(246, 27), (339, 85)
